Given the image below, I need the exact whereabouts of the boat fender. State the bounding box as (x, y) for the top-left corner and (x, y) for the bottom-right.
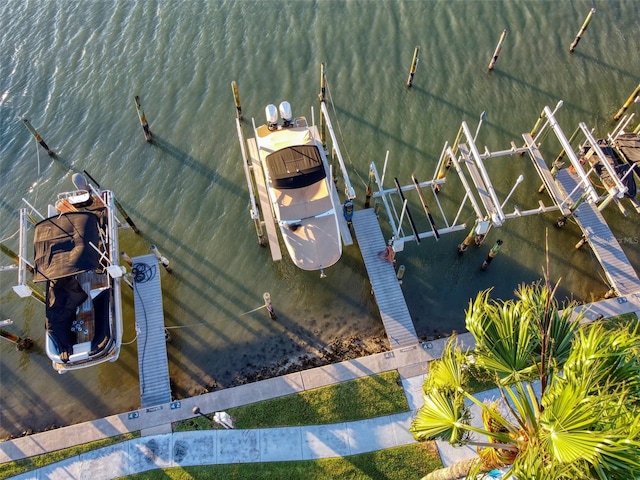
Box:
(343, 200), (354, 222)
(378, 245), (395, 264)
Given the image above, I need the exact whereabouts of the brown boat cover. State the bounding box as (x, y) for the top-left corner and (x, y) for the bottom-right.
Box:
(33, 212), (101, 282)
(266, 145), (326, 189)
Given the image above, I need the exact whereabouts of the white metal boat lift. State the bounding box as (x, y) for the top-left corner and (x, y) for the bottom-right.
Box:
(369, 102), (640, 297)
(234, 65), (355, 265)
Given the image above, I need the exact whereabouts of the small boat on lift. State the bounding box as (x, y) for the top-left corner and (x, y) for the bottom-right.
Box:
(14, 174), (124, 373)
(252, 100), (344, 272)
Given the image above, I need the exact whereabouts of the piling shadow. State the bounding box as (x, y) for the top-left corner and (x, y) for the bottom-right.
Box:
(150, 134), (244, 200)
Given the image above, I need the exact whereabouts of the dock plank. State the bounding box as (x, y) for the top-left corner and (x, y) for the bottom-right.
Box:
(133, 254), (171, 408)
(352, 209), (418, 348)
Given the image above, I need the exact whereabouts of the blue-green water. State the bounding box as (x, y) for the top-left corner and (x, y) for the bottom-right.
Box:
(1, 0), (638, 438)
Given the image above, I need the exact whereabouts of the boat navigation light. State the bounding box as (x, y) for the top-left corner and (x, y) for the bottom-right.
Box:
(279, 101), (292, 127)
(266, 104), (278, 130)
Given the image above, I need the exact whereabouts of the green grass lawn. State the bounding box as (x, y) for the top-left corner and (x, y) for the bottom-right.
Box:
(2, 371), (444, 479)
(174, 370), (410, 432)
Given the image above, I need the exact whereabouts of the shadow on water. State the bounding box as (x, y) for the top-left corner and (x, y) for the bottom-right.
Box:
(150, 134), (244, 199)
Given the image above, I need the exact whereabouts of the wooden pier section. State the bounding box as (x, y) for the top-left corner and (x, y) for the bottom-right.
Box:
(351, 208), (419, 348)
(133, 254), (171, 408)
(556, 169), (640, 296)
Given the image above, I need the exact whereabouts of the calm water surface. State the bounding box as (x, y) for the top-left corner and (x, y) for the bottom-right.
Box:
(1, 0), (639, 438)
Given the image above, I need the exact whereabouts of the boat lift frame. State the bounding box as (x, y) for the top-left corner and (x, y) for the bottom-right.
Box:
(370, 101), (638, 252)
(234, 64), (356, 263)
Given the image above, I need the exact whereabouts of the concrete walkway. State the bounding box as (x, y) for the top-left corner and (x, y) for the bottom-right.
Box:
(3, 295), (639, 479)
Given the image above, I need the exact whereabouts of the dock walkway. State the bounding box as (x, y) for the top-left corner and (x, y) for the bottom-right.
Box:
(133, 254), (171, 408)
(556, 169), (640, 296)
(351, 208), (418, 348)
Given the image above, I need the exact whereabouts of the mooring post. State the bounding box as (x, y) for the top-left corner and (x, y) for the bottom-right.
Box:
(364, 168), (374, 208)
(231, 81), (243, 120)
(21, 118), (54, 156)
(613, 84), (640, 121)
(0, 327), (34, 351)
(27, 283), (45, 304)
(396, 265), (406, 284)
(150, 244), (172, 273)
(319, 63), (327, 150)
(120, 251), (133, 266)
(487, 29), (508, 72)
(406, 46), (420, 88)
(457, 222), (477, 254)
(569, 8), (596, 53)
(134, 95), (152, 142)
(481, 239), (503, 270)
(1, 242), (34, 274)
(83, 170), (140, 233)
(263, 292), (276, 320)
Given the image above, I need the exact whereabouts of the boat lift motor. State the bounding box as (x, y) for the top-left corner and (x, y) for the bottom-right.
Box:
(265, 104), (278, 130)
(279, 101), (293, 127)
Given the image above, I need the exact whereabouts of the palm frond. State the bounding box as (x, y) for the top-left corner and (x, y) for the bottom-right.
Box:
(410, 389), (469, 444)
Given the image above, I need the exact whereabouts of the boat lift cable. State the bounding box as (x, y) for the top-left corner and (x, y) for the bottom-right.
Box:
(324, 77), (368, 190)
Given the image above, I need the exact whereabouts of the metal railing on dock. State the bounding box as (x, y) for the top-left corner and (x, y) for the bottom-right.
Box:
(351, 208), (418, 348)
(555, 170), (640, 297)
(133, 254), (171, 408)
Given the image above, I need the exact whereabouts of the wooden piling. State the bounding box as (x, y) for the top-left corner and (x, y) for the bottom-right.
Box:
(263, 292), (276, 320)
(21, 118), (54, 156)
(319, 63), (327, 150)
(613, 84), (640, 121)
(150, 244), (172, 273)
(83, 170), (140, 233)
(457, 224), (476, 254)
(120, 251), (133, 266)
(481, 239), (503, 270)
(231, 81), (243, 120)
(406, 46), (419, 88)
(0, 328), (34, 351)
(134, 95), (152, 142)
(364, 169), (374, 208)
(487, 29), (508, 72)
(1, 243), (34, 273)
(569, 8), (596, 53)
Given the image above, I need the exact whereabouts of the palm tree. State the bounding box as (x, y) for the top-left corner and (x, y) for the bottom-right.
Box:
(410, 280), (640, 480)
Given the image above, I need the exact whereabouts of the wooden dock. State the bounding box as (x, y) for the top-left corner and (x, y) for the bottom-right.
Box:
(351, 208), (419, 348)
(133, 254), (171, 408)
(556, 169), (640, 296)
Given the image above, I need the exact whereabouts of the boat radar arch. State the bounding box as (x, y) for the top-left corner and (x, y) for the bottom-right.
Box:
(279, 101), (292, 127)
(266, 104), (278, 130)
